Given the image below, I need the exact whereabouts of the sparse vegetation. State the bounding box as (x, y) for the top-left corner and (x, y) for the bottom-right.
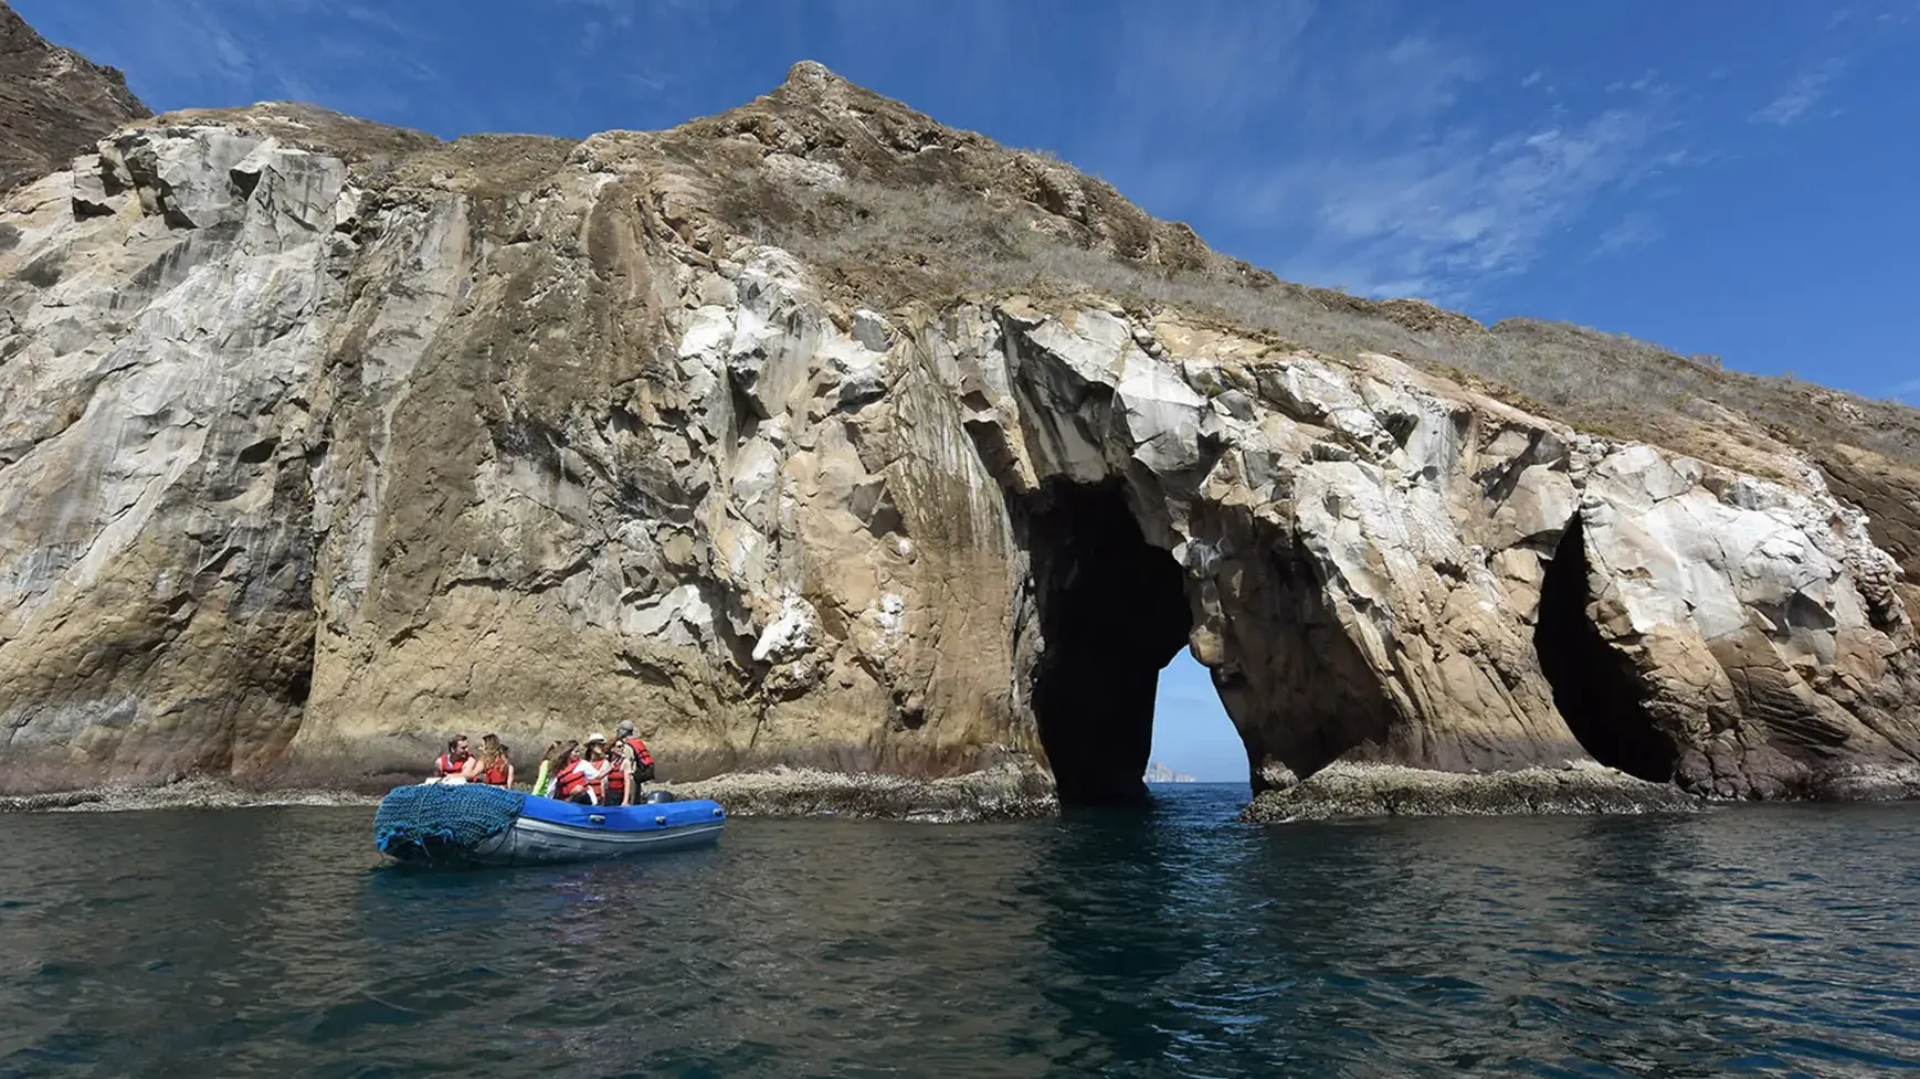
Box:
(712, 171), (1920, 470)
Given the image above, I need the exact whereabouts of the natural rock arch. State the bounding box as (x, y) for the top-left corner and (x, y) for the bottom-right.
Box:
(1009, 481), (1402, 806)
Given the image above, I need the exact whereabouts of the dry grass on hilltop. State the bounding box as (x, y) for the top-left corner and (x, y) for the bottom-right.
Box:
(714, 171), (1920, 472)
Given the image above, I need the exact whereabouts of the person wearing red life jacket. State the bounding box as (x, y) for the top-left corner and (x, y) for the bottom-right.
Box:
(532, 740), (574, 799)
(603, 741), (635, 807)
(463, 734), (514, 787)
(614, 720), (655, 786)
(433, 734), (470, 781)
(556, 736), (612, 804)
(553, 743), (591, 803)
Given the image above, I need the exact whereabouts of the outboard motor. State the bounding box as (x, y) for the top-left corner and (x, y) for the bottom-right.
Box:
(645, 790), (678, 804)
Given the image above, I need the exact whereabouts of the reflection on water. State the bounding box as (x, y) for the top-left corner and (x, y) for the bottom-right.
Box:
(2, 790), (1918, 1077)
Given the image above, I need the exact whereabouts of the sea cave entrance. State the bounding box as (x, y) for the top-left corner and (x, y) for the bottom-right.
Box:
(1533, 516), (1681, 783)
(1023, 481), (1195, 807)
(1148, 650), (1250, 786)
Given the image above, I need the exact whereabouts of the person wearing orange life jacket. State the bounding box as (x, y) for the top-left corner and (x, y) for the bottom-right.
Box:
(432, 734), (470, 781)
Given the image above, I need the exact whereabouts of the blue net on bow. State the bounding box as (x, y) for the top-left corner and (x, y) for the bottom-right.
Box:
(373, 783), (526, 860)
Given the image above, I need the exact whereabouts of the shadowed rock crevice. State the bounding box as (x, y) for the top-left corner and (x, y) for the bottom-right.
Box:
(1204, 530), (1403, 791)
(1022, 481), (1192, 806)
(1534, 516), (1680, 783)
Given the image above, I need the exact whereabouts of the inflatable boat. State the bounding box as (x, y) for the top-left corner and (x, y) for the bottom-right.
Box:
(372, 783), (725, 867)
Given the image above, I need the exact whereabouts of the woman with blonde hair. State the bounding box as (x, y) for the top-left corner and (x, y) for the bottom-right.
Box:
(462, 733), (514, 787)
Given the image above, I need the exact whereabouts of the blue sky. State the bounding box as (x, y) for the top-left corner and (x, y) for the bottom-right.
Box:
(21, 0), (1918, 781)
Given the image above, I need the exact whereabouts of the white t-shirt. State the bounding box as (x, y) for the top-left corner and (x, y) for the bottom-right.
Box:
(566, 759), (608, 788)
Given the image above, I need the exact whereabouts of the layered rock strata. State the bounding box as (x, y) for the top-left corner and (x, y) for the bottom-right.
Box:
(1, 56), (1916, 816)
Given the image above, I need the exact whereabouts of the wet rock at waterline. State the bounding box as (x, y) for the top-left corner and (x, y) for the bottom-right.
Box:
(1, 48), (1917, 815)
(1240, 763), (1704, 823)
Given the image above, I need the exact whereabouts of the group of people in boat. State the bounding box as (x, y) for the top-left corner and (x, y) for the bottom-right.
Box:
(429, 720), (657, 806)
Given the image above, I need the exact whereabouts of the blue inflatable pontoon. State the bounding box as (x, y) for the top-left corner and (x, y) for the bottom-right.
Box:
(373, 783), (725, 867)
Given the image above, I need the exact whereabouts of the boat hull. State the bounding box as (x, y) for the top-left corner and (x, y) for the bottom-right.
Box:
(468, 812), (725, 867)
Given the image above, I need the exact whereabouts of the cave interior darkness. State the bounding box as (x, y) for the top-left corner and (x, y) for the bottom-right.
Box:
(1533, 516), (1682, 783)
(1024, 481), (1195, 807)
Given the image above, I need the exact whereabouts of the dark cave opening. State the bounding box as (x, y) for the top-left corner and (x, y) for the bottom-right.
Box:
(1533, 516), (1680, 784)
(1024, 482), (1194, 807)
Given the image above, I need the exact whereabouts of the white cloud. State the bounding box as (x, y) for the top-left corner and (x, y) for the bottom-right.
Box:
(1751, 58), (1847, 126)
(1341, 34), (1486, 133)
(555, 0), (636, 24)
(202, 19), (255, 89)
(1595, 211), (1660, 256)
(1073, 6), (1697, 305)
(1215, 101), (1676, 302)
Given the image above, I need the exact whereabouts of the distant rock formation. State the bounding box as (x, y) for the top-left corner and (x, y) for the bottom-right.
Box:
(1144, 761), (1196, 783)
(0, 1), (149, 192)
(1, 13), (1917, 817)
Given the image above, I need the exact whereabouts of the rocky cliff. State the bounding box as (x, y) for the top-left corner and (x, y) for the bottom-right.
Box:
(2, 32), (1917, 813)
(0, 2), (150, 193)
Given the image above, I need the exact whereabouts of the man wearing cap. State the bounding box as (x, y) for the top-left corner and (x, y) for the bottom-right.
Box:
(615, 720), (656, 785)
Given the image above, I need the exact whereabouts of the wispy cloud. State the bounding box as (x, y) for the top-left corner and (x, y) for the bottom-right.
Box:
(1339, 33), (1486, 134)
(37, 0), (448, 118)
(1885, 376), (1920, 402)
(1205, 84), (1683, 302)
(1751, 58), (1847, 126)
(1105, 0), (1320, 129)
(559, 0), (637, 27)
(1595, 210), (1661, 257)
(1066, 5), (1702, 306)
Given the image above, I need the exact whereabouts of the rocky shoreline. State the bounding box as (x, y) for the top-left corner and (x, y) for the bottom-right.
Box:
(10, 761), (1917, 822)
(0, 777), (380, 814)
(1240, 761), (1920, 823)
(0, 764), (1062, 822)
(666, 764), (1060, 822)
(1238, 762), (1705, 823)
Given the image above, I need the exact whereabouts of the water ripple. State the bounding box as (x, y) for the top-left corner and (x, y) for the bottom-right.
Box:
(2, 795), (1920, 1076)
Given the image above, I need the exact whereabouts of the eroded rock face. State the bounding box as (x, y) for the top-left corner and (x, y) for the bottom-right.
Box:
(1, 64), (1916, 807)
